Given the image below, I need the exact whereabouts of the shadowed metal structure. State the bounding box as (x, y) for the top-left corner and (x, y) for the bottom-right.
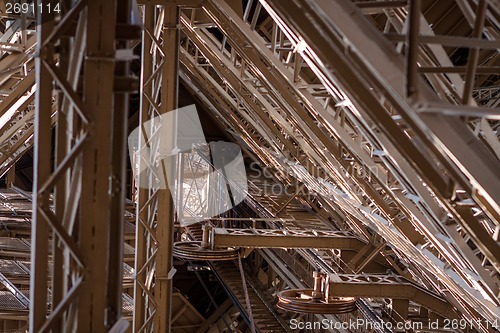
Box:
(0, 0), (497, 332)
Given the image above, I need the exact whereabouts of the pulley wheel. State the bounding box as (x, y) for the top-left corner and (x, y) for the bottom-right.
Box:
(173, 241), (239, 261)
(277, 289), (357, 314)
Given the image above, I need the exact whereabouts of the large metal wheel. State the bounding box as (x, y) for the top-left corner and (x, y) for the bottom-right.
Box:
(173, 241), (239, 261)
(277, 289), (357, 314)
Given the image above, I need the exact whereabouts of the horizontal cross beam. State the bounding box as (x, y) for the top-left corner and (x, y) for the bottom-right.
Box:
(211, 228), (365, 250)
(328, 274), (458, 319)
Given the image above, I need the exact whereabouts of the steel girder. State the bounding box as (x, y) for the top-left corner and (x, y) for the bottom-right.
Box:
(175, 0), (498, 326)
(327, 274), (458, 319)
(0, 0), (494, 331)
(210, 227), (366, 250)
(133, 4), (186, 333)
(179, 48), (402, 329)
(30, 0), (134, 332)
(256, 0), (500, 324)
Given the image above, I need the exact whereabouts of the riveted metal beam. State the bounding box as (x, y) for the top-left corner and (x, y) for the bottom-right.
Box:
(133, 4), (180, 333)
(328, 274), (459, 320)
(29, 0), (133, 331)
(211, 228), (365, 250)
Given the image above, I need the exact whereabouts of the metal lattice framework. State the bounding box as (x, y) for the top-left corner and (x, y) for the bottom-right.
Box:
(174, 0), (500, 330)
(29, 0), (135, 332)
(0, 0), (496, 332)
(133, 4), (179, 332)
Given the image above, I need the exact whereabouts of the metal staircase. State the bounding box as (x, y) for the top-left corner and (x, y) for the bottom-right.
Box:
(210, 261), (290, 333)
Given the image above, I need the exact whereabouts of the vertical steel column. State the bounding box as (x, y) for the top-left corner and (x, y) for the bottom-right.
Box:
(391, 299), (409, 323)
(30, 0), (54, 330)
(406, 0), (421, 100)
(30, 0), (130, 331)
(462, 0), (487, 105)
(52, 5), (69, 329)
(155, 5), (179, 332)
(133, 5), (153, 332)
(77, 0), (117, 330)
(107, 0), (132, 329)
(133, 4), (180, 332)
(133, 5), (156, 332)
